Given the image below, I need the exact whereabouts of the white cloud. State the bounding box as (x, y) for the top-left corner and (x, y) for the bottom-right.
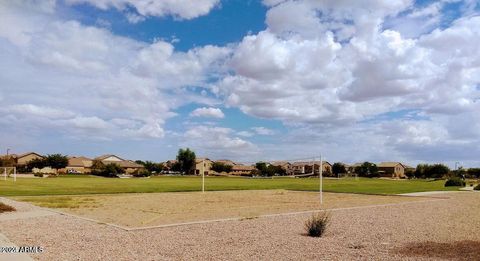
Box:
(211, 0), (480, 164)
(66, 0), (220, 21)
(0, 1), (227, 142)
(251, 127), (275, 135)
(182, 126), (259, 160)
(190, 107), (225, 119)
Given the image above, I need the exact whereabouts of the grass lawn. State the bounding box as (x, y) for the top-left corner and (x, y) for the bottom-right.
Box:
(0, 176), (460, 196)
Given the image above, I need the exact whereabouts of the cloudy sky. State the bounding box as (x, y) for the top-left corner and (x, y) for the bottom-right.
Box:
(1, 0), (479, 166)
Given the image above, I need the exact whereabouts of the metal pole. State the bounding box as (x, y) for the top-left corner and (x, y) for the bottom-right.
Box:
(320, 155), (323, 205)
(14, 167), (16, 182)
(202, 159), (205, 193)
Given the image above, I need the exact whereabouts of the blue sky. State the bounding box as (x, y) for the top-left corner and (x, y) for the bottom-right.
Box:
(1, 0), (480, 167)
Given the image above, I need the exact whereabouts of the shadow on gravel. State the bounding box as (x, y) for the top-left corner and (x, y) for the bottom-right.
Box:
(395, 240), (480, 260)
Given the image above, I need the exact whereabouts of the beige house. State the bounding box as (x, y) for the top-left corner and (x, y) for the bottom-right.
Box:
(195, 158), (213, 175)
(291, 161), (332, 175)
(94, 155), (143, 174)
(270, 161), (292, 174)
(377, 162), (407, 178)
(215, 159), (237, 166)
(231, 165), (255, 176)
(15, 152), (44, 166)
(65, 156), (93, 174)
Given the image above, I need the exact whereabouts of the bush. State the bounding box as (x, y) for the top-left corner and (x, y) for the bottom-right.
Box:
(91, 163), (124, 178)
(0, 202), (16, 213)
(474, 184), (480, 191)
(33, 173), (44, 177)
(132, 169), (151, 177)
(305, 211), (330, 237)
(445, 177), (466, 187)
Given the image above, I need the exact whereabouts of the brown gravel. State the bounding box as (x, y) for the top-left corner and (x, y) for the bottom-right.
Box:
(0, 191), (479, 261)
(15, 190), (426, 228)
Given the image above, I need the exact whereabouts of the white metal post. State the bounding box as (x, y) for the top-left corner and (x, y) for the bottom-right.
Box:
(202, 159), (205, 193)
(320, 155), (323, 205)
(14, 167), (16, 182)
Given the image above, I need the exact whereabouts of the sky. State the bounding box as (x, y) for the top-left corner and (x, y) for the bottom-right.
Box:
(1, 0), (480, 167)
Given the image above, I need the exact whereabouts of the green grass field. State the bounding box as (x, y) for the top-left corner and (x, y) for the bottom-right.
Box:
(0, 176), (460, 196)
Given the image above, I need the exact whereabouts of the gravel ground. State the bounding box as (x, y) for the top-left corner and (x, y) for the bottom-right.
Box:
(14, 190), (425, 228)
(0, 191), (479, 260)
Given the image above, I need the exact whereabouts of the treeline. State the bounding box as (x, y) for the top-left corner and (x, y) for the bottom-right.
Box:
(23, 154), (68, 173)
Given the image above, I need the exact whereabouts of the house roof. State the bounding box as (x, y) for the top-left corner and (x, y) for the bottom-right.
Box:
(94, 154), (143, 168)
(195, 158), (211, 163)
(215, 159), (237, 165)
(16, 152), (44, 159)
(116, 160), (143, 168)
(291, 161), (331, 167)
(231, 165), (255, 171)
(68, 156), (93, 168)
(270, 161), (291, 167)
(94, 154), (125, 161)
(378, 162), (405, 168)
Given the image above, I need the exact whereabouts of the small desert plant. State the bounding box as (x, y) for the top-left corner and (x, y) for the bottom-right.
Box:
(0, 202), (16, 213)
(445, 177), (466, 187)
(474, 184), (480, 191)
(305, 211), (330, 237)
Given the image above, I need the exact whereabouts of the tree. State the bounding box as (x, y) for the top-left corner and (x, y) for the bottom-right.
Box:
(45, 154), (68, 170)
(268, 165), (286, 176)
(467, 168), (480, 178)
(415, 163), (450, 179)
(176, 148), (196, 174)
(91, 160), (123, 177)
(211, 162), (233, 173)
(135, 160), (164, 174)
(332, 163), (347, 176)
(255, 162), (268, 176)
(355, 162), (378, 178)
(26, 158), (47, 172)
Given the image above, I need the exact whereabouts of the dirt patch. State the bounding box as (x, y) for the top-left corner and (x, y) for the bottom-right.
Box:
(16, 190), (427, 228)
(0, 202), (16, 213)
(395, 240), (480, 260)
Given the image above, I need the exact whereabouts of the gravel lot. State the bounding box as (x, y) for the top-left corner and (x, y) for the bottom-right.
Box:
(14, 190), (425, 228)
(1, 191), (479, 260)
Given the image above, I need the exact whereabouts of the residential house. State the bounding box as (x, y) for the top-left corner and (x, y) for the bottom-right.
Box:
(270, 161), (292, 175)
(215, 159), (237, 166)
(195, 158), (213, 175)
(377, 162), (407, 178)
(15, 152), (44, 166)
(348, 163), (363, 174)
(230, 164), (255, 176)
(65, 156), (93, 174)
(291, 161), (332, 175)
(94, 154), (144, 174)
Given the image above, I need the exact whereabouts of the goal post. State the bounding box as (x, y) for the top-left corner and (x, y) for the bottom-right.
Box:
(2, 167), (17, 182)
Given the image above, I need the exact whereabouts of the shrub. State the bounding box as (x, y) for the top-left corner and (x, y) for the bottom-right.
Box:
(445, 177), (466, 187)
(33, 173), (44, 177)
(132, 169), (151, 177)
(474, 184), (480, 191)
(305, 211), (330, 237)
(0, 202), (16, 213)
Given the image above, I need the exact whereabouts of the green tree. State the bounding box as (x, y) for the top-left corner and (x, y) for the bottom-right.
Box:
(211, 162), (233, 173)
(255, 162), (268, 176)
(332, 163), (347, 176)
(45, 154), (68, 170)
(355, 162), (378, 178)
(267, 165), (286, 176)
(26, 158), (47, 171)
(176, 148), (196, 174)
(102, 163), (124, 177)
(135, 160), (164, 174)
(467, 168), (480, 178)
